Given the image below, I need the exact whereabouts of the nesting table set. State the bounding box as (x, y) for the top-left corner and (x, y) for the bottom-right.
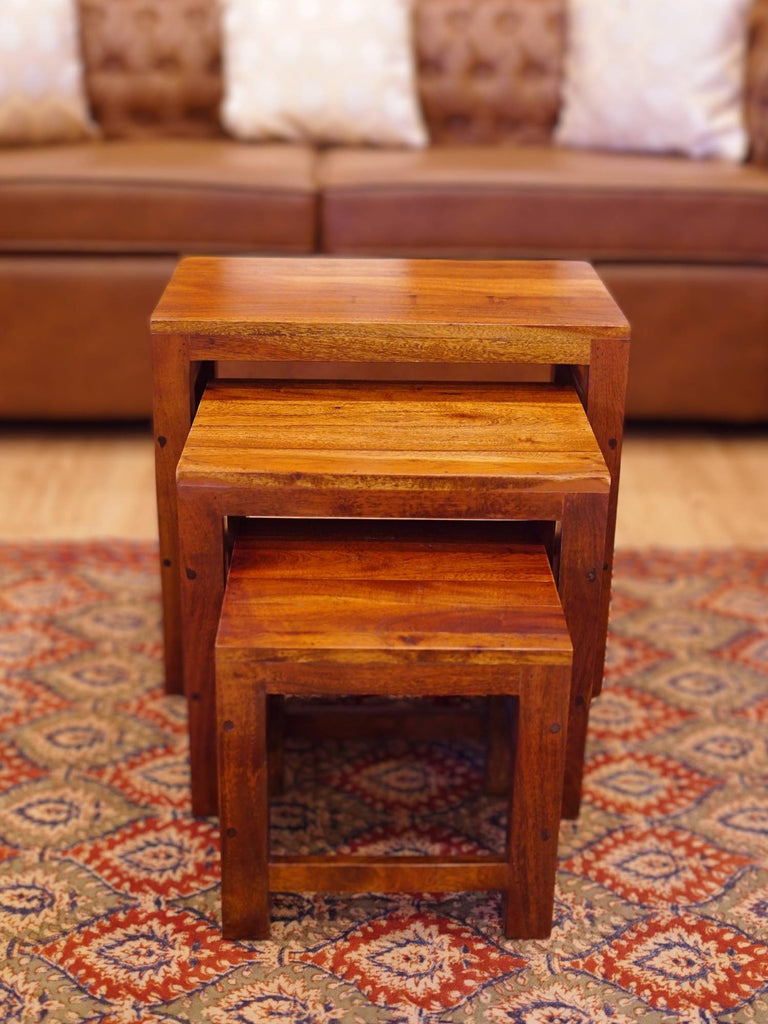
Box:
(151, 257), (629, 940)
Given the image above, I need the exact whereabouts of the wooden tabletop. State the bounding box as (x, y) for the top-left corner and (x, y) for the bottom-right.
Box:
(177, 381), (609, 522)
(217, 521), (572, 667)
(152, 257), (629, 364)
(178, 379), (610, 492)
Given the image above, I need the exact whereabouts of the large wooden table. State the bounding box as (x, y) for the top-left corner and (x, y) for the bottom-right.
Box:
(151, 257), (629, 809)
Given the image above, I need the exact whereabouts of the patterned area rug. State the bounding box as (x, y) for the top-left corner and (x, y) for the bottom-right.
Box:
(1, 543), (767, 1023)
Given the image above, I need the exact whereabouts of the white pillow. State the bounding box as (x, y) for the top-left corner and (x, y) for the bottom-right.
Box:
(556, 0), (751, 161)
(0, 0), (96, 145)
(221, 0), (428, 148)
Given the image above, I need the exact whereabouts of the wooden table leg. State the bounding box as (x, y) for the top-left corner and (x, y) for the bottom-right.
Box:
(177, 487), (225, 816)
(152, 334), (194, 696)
(218, 665), (270, 940)
(558, 491), (609, 820)
(586, 338), (631, 696)
(486, 696), (511, 796)
(505, 666), (569, 939)
(268, 695), (286, 797)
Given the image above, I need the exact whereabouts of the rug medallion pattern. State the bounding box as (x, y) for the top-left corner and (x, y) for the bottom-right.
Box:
(0, 543), (767, 1022)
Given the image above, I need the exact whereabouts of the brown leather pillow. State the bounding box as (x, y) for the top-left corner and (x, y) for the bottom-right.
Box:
(78, 0), (223, 139)
(414, 0), (565, 145)
(747, 0), (768, 164)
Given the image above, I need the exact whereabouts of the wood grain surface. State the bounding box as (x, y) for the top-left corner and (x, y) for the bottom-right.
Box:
(154, 256), (626, 823)
(215, 522), (571, 939)
(504, 664), (569, 938)
(178, 382), (608, 814)
(217, 521), (571, 675)
(152, 335), (203, 694)
(177, 488), (226, 815)
(217, 669), (270, 939)
(178, 381), (610, 523)
(151, 257), (628, 364)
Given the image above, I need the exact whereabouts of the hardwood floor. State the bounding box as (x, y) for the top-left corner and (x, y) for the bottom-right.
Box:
(618, 426), (768, 548)
(0, 425), (158, 542)
(0, 423), (766, 547)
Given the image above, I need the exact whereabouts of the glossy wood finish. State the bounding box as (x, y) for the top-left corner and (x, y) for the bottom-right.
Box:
(152, 335), (190, 693)
(505, 667), (568, 937)
(176, 488), (226, 813)
(152, 257), (629, 362)
(153, 258), (627, 696)
(177, 383), (608, 815)
(219, 523), (572, 672)
(267, 856), (510, 893)
(558, 491), (609, 815)
(216, 524), (571, 940)
(178, 381), (609, 522)
(152, 343), (212, 693)
(585, 339), (631, 699)
(486, 696), (512, 796)
(153, 256), (628, 818)
(218, 673), (269, 938)
(284, 701), (486, 742)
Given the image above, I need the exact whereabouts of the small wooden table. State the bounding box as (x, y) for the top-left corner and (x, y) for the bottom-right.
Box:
(152, 257), (629, 808)
(216, 520), (572, 940)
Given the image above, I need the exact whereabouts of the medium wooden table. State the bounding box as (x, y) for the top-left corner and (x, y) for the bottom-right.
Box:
(177, 379), (609, 816)
(151, 257), (629, 807)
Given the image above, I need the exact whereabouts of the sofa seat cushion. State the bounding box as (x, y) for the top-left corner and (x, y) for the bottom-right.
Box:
(320, 145), (768, 263)
(0, 139), (317, 253)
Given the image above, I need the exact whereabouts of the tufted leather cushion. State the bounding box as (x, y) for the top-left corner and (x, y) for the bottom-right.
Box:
(78, 0), (223, 139)
(747, 0), (768, 164)
(75, 0), (768, 160)
(76, 0), (564, 144)
(415, 0), (565, 144)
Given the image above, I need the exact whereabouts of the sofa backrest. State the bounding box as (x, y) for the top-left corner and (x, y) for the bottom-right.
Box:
(76, 0), (562, 144)
(78, 0), (767, 162)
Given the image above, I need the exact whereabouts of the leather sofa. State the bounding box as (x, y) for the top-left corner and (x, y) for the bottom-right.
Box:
(1, 0), (767, 421)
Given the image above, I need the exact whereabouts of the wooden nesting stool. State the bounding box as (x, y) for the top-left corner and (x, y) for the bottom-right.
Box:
(177, 380), (610, 819)
(216, 521), (572, 941)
